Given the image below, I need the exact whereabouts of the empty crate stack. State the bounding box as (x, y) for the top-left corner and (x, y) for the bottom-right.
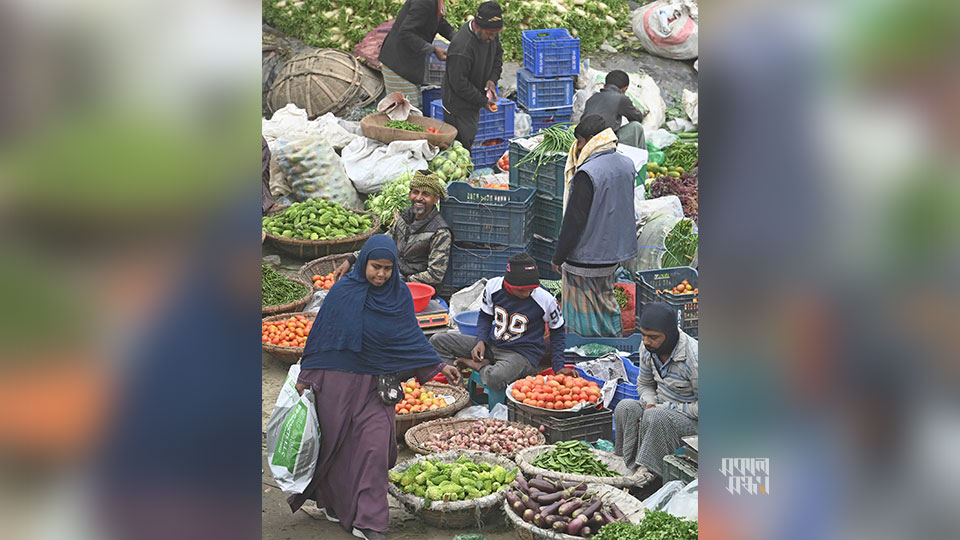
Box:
(421, 39), (447, 117)
(518, 29), (579, 135)
(438, 182), (536, 293)
(430, 98), (516, 170)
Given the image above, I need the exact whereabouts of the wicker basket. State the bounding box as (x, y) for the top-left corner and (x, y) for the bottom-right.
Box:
(514, 445), (656, 489)
(404, 417), (546, 459)
(261, 312), (316, 364)
(298, 254), (352, 288)
(505, 483), (646, 540)
(388, 450), (523, 529)
(266, 49), (382, 118)
(360, 112), (458, 148)
(396, 382), (470, 439)
(262, 274), (314, 316)
(263, 205), (382, 260)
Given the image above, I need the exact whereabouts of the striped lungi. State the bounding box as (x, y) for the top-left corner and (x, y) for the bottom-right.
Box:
(613, 400), (698, 476)
(381, 65), (422, 109)
(561, 266), (622, 337)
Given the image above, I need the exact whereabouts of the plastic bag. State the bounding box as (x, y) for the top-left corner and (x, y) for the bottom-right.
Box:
(643, 480), (686, 511)
(634, 214), (683, 271)
(489, 402), (508, 421)
(666, 118), (696, 133)
(304, 289), (329, 313)
(664, 479), (698, 521)
(635, 195), (684, 229)
(514, 111), (532, 138)
(455, 405), (492, 419)
(377, 92), (422, 121)
(263, 106), (360, 151)
(271, 136), (364, 210)
(647, 128), (679, 149)
(340, 137), (438, 194)
(631, 0), (699, 60)
(576, 61), (665, 131)
(448, 279), (487, 322)
(682, 89), (698, 125)
(266, 365), (320, 494)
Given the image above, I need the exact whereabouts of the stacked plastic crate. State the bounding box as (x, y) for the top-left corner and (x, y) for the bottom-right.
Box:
(438, 182), (536, 294)
(510, 137), (566, 280)
(420, 39), (447, 118)
(517, 29), (579, 135)
(430, 98), (516, 170)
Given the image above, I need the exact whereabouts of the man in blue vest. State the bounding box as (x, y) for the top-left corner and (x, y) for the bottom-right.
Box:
(551, 115), (637, 336)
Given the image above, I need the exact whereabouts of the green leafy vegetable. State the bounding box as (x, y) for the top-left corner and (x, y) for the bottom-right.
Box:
(365, 171), (414, 226)
(531, 441), (621, 477)
(593, 510), (698, 540)
(661, 218), (697, 268)
(614, 287), (629, 310)
(385, 120), (425, 132)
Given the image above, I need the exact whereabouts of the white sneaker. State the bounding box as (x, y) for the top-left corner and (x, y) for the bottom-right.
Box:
(317, 507), (339, 523)
(351, 527), (386, 540)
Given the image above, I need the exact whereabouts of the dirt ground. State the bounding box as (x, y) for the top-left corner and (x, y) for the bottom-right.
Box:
(261, 351), (518, 540)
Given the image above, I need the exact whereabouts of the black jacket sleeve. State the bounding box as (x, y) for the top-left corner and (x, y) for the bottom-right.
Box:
(489, 40), (503, 86)
(446, 50), (488, 108)
(400, 0), (436, 56)
(619, 94), (646, 123)
(438, 16), (455, 40)
(552, 172), (594, 266)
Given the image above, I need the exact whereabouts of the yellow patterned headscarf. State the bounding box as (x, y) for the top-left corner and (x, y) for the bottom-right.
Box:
(410, 169), (447, 199)
(563, 128), (619, 209)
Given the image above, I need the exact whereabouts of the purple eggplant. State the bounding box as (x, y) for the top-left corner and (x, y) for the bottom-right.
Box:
(522, 495), (541, 513)
(533, 514), (544, 528)
(567, 515), (589, 536)
(560, 480), (588, 490)
(590, 512), (606, 527)
(552, 520), (569, 533)
(610, 503), (625, 521)
(558, 499), (583, 516)
(540, 499), (564, 517)
(528, 478), (558, 493)
(599, 510), (616, 526)
(535, 490), (565, 504)
(522, 508), (535, 523)
(581, 526), (592, 537)
(572, 500), (602, 520)
(514, 475), (529, 493)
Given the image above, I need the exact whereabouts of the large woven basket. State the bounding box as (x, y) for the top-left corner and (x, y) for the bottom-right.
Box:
(504, 483), (646, 540)
(263, 205), (382, 260)
(261, 312), (316, 364)
(388, 450), (523, 529)
(360, 112), (457, 148)
(396, 382), (470, 439)
(267, 49), (382, 118)
(298, 253), (351, 288)
(262, 274), (314, 316)
(404, 417), (546, 460)
(514, 445), (656, 489)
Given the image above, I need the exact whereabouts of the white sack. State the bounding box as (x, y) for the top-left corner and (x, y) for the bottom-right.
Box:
(340, 137), (439, 194)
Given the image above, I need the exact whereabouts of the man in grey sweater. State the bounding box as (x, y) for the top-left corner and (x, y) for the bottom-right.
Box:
(582, 69), (647, 148)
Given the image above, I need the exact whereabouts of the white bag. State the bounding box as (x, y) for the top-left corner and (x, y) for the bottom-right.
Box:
(448, 279), (488, 324)
(514, 111), (532, 138)
(340, 137), (439, 194)
(576, 62), (665, 131)
(647, 128), (679, 149)
(266, 365), (320, 494)
(664, 479), (698, 521)
(262, 106), (360, 152)
(643, 480), (686, 511)
(271, 136), (364, 210)
(682, 89), (699, 125)
(635, 195), (684, 229)
(631, 0), (699, 60)
(455, 405), (492, 419)
(570, 89), (592, 123)
(377, 92), (422, 121)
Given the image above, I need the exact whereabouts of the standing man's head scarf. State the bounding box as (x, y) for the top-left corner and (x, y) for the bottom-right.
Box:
(563, 115), (619, 208)
(639, 302), (681, 356)
(410, 169), (447, 199)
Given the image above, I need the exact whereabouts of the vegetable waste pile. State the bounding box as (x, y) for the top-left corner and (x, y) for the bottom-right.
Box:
(419, 419), (543, 455)
(262, 264), (309, 307)
(264, 0), (633, 61)
(511, 373), (601, 410)
(389, 455), (518, 505)
(531, 441), (621, 477)
(505, 475), (630, 537)
(262, 314), (313, 348)
(263, 199), (374, 240)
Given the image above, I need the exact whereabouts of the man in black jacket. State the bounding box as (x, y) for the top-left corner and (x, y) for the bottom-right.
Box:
(440, 1), (504, 149)
(582, 70), (647, 148)
(378, 0), (456, 109)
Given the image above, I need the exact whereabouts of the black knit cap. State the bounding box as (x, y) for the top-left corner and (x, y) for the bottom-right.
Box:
(475, 1), (504, 29)
(504, 253), (539, 288)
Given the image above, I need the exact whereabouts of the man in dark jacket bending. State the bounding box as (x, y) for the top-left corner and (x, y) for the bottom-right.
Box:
(440, 1), (504, 149)
(378, 0), (456, 108)
(582, 70), (647, 148)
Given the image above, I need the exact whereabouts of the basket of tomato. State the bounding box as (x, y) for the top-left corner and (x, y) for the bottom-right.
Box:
(395, 380), (470, 439)
(506, 373), (602, 417)
(261, 312), (315, 363)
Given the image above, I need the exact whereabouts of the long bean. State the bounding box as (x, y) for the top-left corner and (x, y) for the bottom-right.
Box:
(262, 265), (309, 307)
(532, 441), (621, 477)
(515, 124), (576, 177)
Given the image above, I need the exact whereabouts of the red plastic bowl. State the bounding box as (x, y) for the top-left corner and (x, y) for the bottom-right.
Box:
(406, 282), (435, 313)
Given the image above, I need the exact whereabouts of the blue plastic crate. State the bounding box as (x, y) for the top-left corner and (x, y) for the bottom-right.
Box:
(440, 182), (535, 247)
(516, 68), (575, 109)
(635, 267), (698, 338)
(508, 138), (567, 198)
(575, 355), (642, 411)
(469, 140), (509, 169)
(522, 28), (581, 77)
(565, 332), (644, 356)
(524, 105), (574, 134)
(421, 87), (441, 116)
(530, 234), (561, 280)
(443, 241), (532, 288)
(424, 39), (448, 86)
(430, 98), (516, 142)
(533, 194), (563, 239)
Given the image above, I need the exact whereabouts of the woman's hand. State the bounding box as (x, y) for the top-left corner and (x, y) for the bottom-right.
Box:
(440, 364), (461, 385)
(295, 382), (308, 396)
(333, 260), (351, 282)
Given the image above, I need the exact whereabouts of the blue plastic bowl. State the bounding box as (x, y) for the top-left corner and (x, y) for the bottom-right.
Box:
(453, 310), (480, 336)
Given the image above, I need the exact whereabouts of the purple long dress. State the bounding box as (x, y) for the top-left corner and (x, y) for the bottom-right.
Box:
(288, 364), (442, 533)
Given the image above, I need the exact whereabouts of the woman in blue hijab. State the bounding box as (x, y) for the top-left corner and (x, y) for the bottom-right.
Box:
(288, 235), (460, 540)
